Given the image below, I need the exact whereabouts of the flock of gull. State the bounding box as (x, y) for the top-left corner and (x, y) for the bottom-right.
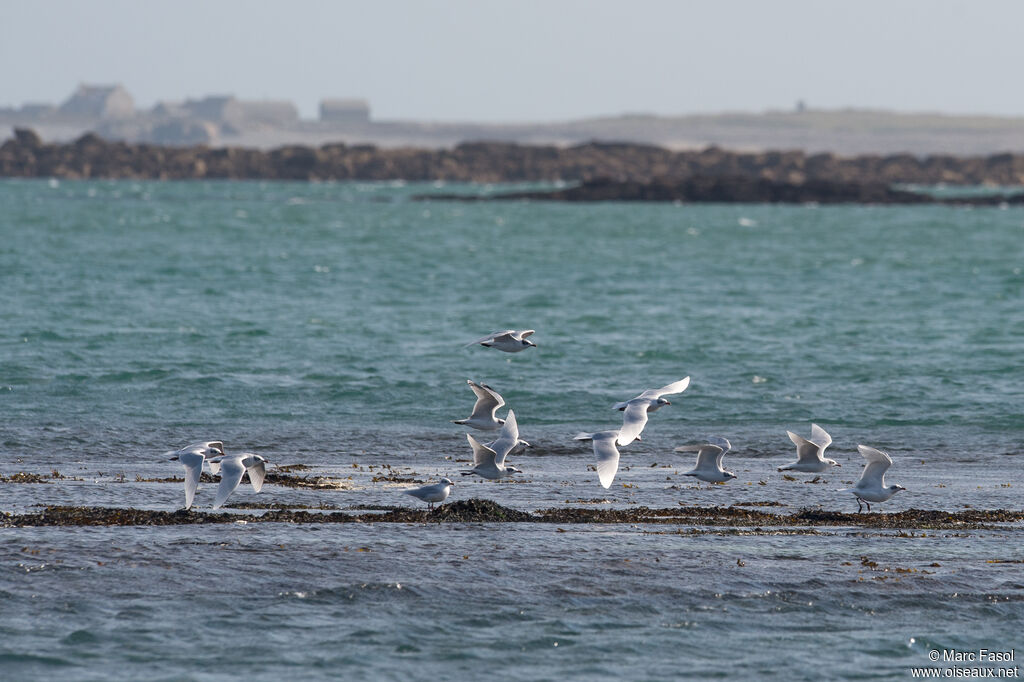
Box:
(168, 328), (905, 513)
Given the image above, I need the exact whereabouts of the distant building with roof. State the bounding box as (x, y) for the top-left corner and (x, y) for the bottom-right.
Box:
(58, 84), (134, 119)
(180, 95), (298, 130)
(320, 99), (370, 124)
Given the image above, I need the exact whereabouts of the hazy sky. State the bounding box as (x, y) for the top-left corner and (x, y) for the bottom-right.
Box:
(4, 0), (1024, 122)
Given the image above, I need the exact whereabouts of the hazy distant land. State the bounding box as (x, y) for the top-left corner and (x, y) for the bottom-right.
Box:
(4, 84), (1024, 155)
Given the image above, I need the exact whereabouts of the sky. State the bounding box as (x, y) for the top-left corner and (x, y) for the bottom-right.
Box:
(4, 0), (1024, 122)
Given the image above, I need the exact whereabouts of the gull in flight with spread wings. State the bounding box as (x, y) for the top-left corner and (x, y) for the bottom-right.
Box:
(208, 452), (269, 509)
(778, 424), (839, 473)
(452, 379), (507, 431)
(676, 436), (736, 483)
(574, 429), (627, 489)
(167, 441), (225, 510)
(465, 329), (537, 353)
(842, 444), (905, 512)
(404, 478), (455, 509)
(463, 410), (525, 479)
(614, 377), (690, 446)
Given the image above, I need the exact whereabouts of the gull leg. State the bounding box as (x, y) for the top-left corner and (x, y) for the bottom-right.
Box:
(856, 498), (864, 513)
(865, 501), (871, 512)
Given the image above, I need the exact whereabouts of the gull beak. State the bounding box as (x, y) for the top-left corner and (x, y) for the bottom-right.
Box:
(835, 463), (841, 467)
(664, 400), (671, 405)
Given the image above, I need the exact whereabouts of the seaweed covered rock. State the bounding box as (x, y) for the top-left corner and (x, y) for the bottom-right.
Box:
(428, 498), (535, 523)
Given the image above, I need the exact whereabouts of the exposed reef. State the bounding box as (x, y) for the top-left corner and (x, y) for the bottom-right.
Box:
(3, 499), (1022, 529)
(4, 128), (1024, 187)
(420, 176), (1024, 205)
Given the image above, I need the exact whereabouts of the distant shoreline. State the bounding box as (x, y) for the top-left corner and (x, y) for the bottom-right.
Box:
(3, 128), (1024, 194)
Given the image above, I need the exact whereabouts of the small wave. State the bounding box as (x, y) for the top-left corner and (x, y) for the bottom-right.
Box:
(61, 629), (100, 646)
(0, 652), (73, 667)
(227, 328), (271, 338)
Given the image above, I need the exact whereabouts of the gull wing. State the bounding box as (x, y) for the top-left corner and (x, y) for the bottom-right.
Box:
(404, 483), (435, 501)
(490, 410), (519, 466)
(591, 431), (622, 489)
(638, 377), (691, 400)
(213, 458), (246, 509)
(788, 431), (825, 464)
(856, 445), (893, 488)
(694, 444), (725, 471)
(517, 330), (536, 339)
(706, 436), (731, 456)
(179, 451), (205, 510)
(467, 380), (505, 419)
(182, 441), (223, 456)
(616, 401), (650, 446)
(242, 455), (266, 493)
(464, 330), (515, 347)
(810, 424), (832, 450)
(466, 433), (498, 467)
(403, 483), (432, 501)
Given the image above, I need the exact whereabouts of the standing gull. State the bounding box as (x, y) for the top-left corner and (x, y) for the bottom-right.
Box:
(404, 478), (455, 509)
(462, 410), (525, 479)
(452, 379), (506, 431)
(614, 377), (691, 446)
(843, 445), (906, 512)
(778, 424), (839, 473)
(167, 441), (225, 510)
(208, 452), (269, 509)
(676, 436), (736, 483)
(574, 429), (625, 489)
(465, 329), (536, 353)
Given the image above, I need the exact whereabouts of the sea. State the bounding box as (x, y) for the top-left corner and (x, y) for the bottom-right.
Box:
(1, 179), (1022, 680)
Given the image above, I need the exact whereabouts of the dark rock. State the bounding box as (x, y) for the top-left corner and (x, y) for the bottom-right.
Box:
(13, 128), (43, 148)
(421, 176), (936, 205)
(3, 129), (1024, 189)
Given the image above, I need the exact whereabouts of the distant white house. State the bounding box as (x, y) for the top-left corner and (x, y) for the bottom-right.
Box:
(181, 95), (298, 130)
(58, 84), (134, 119)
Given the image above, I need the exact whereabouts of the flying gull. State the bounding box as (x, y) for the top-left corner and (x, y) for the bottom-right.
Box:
(614, 377), (690, 446)
(778, 424), (839, 473)
(465, 329), (536, 353)
(842, 444), (905, 512)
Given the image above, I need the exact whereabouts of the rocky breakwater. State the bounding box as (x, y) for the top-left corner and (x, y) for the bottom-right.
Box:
(4, 128), (1024, 185)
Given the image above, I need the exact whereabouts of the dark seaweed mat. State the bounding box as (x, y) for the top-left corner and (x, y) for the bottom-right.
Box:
(3, 500), (1023, 529)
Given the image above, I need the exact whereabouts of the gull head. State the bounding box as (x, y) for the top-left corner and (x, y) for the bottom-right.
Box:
(440, 477), (454, 486)
(506, 465), (524, 474)
(892, 484), (907, 493)
(656, 398), (671, 406)
(724, 471), (737, 480)
(827, 459), (841, 468)
(524, 339), (537, 348)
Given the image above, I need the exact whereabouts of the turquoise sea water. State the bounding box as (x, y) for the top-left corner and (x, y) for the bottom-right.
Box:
(1, 179), (1022, 680)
